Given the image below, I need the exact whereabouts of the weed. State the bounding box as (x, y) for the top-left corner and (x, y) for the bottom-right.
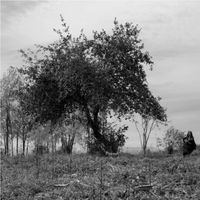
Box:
(1, 153), (200, 199)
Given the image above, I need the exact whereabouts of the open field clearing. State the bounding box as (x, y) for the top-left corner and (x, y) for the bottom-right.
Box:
(1, 153), (200, 200)
(1, 1), (200, 200)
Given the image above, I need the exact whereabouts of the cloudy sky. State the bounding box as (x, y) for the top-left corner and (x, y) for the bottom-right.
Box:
(1, 0), (200, 148)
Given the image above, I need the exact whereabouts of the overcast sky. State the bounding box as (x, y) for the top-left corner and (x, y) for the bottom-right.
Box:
(1, 0), (200, 148)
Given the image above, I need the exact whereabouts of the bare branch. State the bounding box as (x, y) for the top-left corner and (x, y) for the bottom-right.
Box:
(134, 121), (142, 148)
(146, 119), (156, 144)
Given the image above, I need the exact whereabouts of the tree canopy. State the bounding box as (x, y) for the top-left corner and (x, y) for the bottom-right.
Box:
(19, 18), (167, 153)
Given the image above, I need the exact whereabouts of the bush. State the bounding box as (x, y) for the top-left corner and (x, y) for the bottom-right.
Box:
(33, 145), (49, 155)
(87, 122), (127, 155)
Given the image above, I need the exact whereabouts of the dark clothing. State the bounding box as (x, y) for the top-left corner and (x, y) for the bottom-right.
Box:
(183, 131), (196, 156)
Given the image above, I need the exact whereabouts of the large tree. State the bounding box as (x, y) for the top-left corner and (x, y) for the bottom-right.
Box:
(19, 18), (167, 153)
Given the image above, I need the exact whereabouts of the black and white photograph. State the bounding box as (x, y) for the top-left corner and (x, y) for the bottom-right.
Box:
(1, 0), (200, 199)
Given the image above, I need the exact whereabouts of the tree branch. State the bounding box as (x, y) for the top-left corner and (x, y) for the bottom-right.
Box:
(134, 120), (142, 148)
(146, 118), (156, 144)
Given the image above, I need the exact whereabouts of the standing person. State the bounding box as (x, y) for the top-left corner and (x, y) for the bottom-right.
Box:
(183, 131), (196, 156)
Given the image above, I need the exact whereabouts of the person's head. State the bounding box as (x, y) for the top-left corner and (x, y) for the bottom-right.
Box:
(187, 131), (193, 139)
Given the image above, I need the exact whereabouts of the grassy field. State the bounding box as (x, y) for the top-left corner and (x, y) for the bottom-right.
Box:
(1, 152), (200, 200)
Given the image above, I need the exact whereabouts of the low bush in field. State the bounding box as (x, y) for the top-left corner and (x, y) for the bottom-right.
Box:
(1, 152), (200, 200)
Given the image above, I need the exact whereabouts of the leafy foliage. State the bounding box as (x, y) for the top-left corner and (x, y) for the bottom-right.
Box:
(0, 66), (36, 155)
(18, 17), (167, 153)
(87, 121), (128, 154)
(0, 67), (23, 155)
(55, 111), (87, 154)
(134, 108), (167, 156)
(158, 126), (185, 153)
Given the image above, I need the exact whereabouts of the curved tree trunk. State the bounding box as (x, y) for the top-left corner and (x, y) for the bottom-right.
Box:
(84, 104), (117, 154)
(85, 105), (107, 144)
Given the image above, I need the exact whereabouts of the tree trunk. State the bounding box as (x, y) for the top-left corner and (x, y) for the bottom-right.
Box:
(46, 141), (49, 151)
(49, 122), (55, 178)
(26, 140), (29, 156)
(143, 144), (147, 157)
(69, 135), (75, 154)
(84, 104), (119, 155)
(11, 137), (14, 156)
(5, 107), (10, 156)
(61, 136), (66, 152)
(143, 133), (147, 156)
(22, 135), (26, 156)
(3, 134), (6, 155)
(51, 136), (54, 153)
(86, 124), (91, 153)
(85, 105), (109, 147)
(54, 138), (57, 152)
(9, 106), (13, 156)
(61, 121), (76, 154)
(61, 134), (75, 154)
(16, 132), (19, 155)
